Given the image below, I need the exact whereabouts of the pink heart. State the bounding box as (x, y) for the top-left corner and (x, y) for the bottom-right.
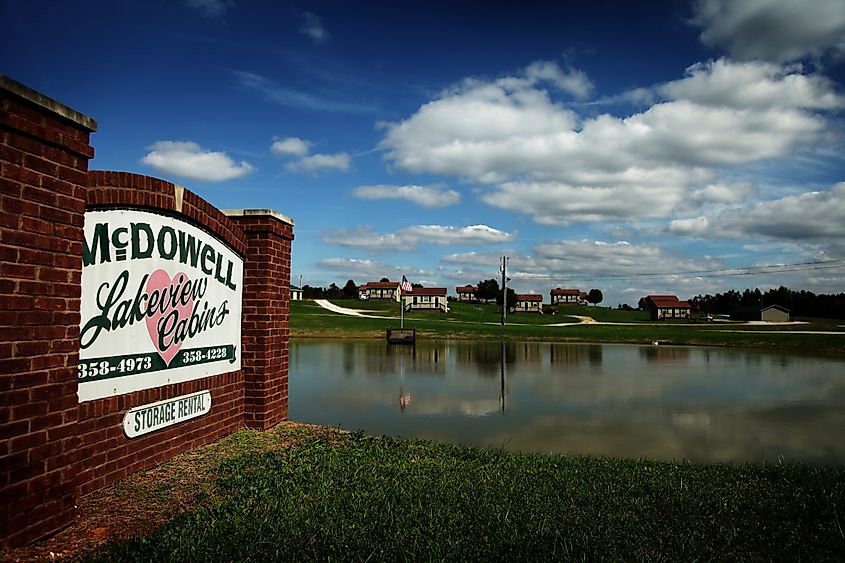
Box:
(145, 269), (194, 366)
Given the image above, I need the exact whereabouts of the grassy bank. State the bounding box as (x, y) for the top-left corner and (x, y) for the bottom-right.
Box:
(79, 424), (844, 561)
(291, 299), (845, 355)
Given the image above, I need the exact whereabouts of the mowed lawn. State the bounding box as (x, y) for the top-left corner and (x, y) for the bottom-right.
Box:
(291, 299), (845, 355)
(86, 425), (845, 562)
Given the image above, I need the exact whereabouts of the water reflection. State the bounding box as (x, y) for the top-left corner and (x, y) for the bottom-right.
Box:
(639, 346), (690, 363)
(289, 340), (845, 465)
(550, 343), (603, 366)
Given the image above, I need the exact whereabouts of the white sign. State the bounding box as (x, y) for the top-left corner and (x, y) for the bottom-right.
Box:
(78, 208), (243, 402)
(123, 390), (212, 438)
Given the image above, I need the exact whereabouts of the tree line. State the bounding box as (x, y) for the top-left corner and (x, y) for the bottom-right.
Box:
(302, 280), (359, 300)
(689, 286), (845, 319)
(301, 278), (422, 300)
(474, 279), (603, 307)
(299, 277), (605, 307)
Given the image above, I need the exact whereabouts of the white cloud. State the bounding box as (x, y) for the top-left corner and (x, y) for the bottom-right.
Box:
(380, 58), (837, 227)
(286, 152), (351, 172)
(668, 216), (712, 236)
(692, 0), (845, 62)
(716, 182), (845, 240)
(380, 70), (578, 179)
(531, 240), (718, 277)
(324, 224), (515, 251)
(300, 11), (329, 43)
(350, 184), (461, 208)
(617, 100), (824, 167)
(400, 225), (515, 245)
(659, 59), (843, 110)
(524, 60), (594, 99)
(443, 241), (718, 281)
(659, 183), (845, 262)
(322, 226), (405, 251)
(271, 137), (311, 157)
(141, 141), (253, 181)
(689, 182), (758, 206)
(318, 258), (430, 281)
(185, 0), (231, 18)
(442, 251), (503, 266)
(270, 137), (351, 173)
(481, 181), (684, 226)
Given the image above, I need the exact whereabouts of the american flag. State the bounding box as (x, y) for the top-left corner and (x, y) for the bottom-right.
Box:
(400, 275), (413, 293)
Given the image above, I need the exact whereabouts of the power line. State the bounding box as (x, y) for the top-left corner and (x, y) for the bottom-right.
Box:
(507, 259), (845, 282)
(596, 260), (845, 279)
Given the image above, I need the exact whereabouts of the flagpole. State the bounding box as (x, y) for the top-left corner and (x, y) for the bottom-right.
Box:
(399, 276), (412, 330)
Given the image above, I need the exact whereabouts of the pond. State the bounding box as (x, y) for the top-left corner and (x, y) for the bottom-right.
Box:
(289, 340), (845, 465)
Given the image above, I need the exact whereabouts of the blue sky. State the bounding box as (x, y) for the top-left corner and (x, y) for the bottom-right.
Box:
(3, 0), (845, 306)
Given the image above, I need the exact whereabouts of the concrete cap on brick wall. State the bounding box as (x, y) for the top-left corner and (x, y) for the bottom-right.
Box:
(223, 208), (295, 226)
(1, 74), (98, 132)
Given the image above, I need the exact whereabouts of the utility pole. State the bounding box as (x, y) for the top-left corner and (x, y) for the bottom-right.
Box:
(500, 255), (509, 326)
(500, 340), (507, 412)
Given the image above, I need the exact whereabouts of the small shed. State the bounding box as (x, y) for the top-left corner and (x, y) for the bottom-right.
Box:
(290, 285), (303, 301)
(731, 304), (791, 322)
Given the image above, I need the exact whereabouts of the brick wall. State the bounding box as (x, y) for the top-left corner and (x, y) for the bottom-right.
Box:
(226, 211), (294, 429)
(1, 77), (295, 549)
(1, 76), (96, 548)
(77, 171), (249, 496)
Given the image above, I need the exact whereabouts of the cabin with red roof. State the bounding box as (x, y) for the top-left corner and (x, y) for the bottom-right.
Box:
(514, 293), (543, 313)
(358, 280), (401, 301)
(640, 295), (691, 320)
(403, 287), (449, 312)
(551, 288), (588, 306)
(456, 285), (477, 302)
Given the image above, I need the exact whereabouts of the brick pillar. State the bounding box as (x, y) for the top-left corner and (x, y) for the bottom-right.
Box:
(1, 76), (96, 547)
(225, 209), (294, 430)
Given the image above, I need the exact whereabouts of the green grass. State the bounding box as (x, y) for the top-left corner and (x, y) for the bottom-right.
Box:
(292, 299), (845, 355)
(553, 304), (651, 322)
(88, 426), (845, 561)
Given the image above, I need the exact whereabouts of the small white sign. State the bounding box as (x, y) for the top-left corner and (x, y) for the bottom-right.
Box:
(123, 390), (212, 438)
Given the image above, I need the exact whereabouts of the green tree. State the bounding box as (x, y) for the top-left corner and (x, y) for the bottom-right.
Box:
(587, 289), (603, 306)
(342, 280), (358, 299)
(476, 279), (499, 301)
(496, 287), (516, 309)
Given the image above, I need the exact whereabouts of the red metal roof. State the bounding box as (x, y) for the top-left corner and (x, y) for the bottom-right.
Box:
(646, 295), (691, 308)
(360, 281), (399, 289)
(551, 288), (582, 295)
(456, 285), (477, 292)
(407, 287), (447, 296)
(516, 294), (543, 301)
